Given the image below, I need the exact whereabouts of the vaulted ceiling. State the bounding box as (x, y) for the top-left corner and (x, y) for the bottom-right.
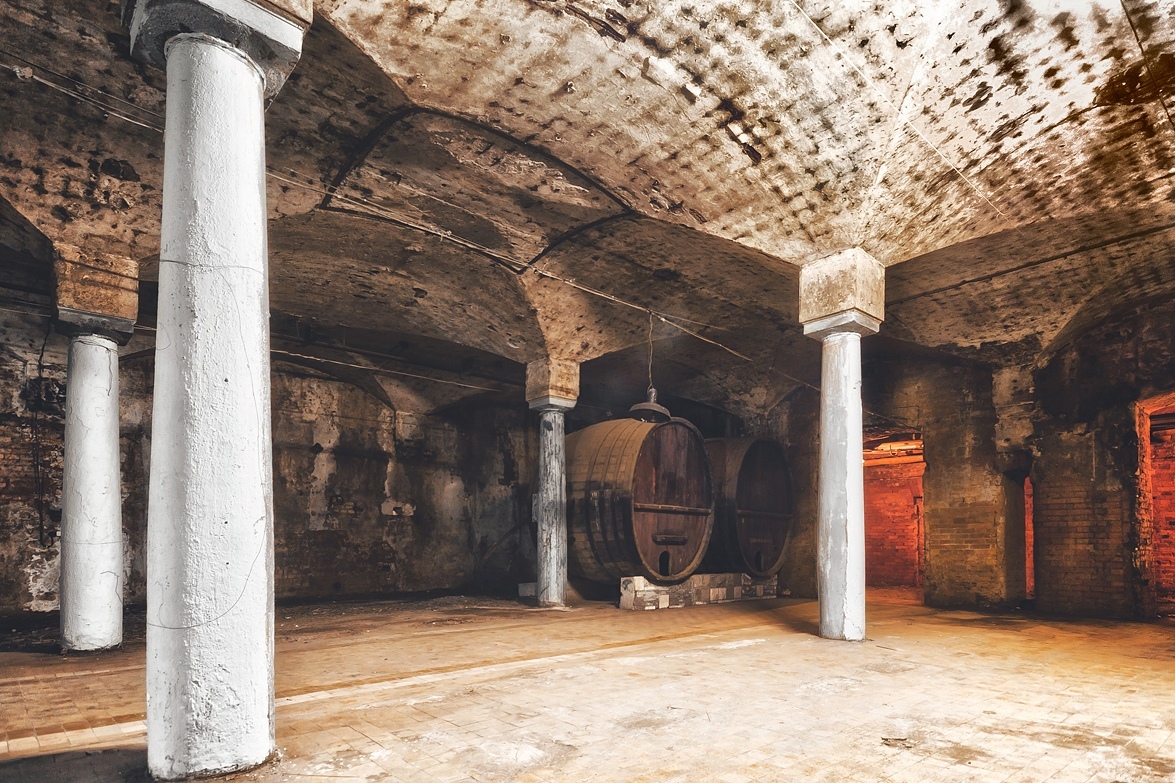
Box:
(1, 0), (1173, 416)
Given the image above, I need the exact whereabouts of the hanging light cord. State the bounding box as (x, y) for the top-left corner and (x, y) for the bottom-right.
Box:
(647, 310), (655, 394)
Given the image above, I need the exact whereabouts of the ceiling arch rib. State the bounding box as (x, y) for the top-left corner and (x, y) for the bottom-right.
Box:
(326, 109), (629, 272)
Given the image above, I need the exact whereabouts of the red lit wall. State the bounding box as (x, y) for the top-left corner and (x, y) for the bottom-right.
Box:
(1025, 477), (1035, 599)
(864, 461), (925, 587)
(1152, 430), (1175, 613)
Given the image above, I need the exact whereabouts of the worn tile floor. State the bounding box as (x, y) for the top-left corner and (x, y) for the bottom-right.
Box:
(1, 590), (1173, 782)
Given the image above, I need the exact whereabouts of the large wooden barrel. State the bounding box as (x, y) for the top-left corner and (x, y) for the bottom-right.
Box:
(566, 417), (714, 584)
(703, 438), (792, 577)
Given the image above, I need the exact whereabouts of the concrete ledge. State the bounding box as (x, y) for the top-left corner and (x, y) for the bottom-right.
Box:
(620, 573), (778, 611)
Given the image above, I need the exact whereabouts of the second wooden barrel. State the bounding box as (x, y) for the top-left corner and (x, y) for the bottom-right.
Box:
(704, 438), (792, 577)
(566, 417), (714, 584)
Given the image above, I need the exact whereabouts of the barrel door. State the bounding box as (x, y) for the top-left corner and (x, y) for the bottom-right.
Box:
(706, 438), (792, 577)
(567, 418), (714, 584)
(632, 422), (714, 580)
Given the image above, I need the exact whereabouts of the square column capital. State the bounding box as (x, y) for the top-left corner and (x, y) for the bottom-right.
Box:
(123, 0), (309, 97)
(527, 358), (579, 410)
(799, 247), (885, 336)
(802, 311), (881, 341)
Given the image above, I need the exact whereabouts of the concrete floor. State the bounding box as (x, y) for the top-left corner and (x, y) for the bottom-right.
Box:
(1, 590), (1174, 782)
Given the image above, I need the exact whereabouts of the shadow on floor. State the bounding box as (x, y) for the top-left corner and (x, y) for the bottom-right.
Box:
(0, 749), (148, 783)
(0, 608), (148, 654)
(765, 601), (820, 636)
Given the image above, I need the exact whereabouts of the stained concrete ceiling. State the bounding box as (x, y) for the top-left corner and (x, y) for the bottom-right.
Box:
(1, 0), (1174, 416)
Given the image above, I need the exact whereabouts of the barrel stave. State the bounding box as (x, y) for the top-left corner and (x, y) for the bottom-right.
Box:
(566, 418), (714, 584)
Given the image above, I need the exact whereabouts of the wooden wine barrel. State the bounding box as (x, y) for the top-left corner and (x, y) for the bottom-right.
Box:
(566, 417), (714, 584)
(703, 438), (792, 577)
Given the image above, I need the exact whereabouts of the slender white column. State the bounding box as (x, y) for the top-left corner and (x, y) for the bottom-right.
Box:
(60, 334), (124, 651)
(535, 407), (568, 606)
(800, 248), (884, 641)
(816, 330), (867, 641)
(147, 34), (274, 780)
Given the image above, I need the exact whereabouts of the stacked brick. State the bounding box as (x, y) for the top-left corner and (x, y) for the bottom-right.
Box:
(619, 573), (778, 611)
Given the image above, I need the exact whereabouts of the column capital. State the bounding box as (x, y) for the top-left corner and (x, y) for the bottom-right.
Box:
(802, 311), (881, 341)
(122, 0), (309, 97)
(526, 358), (579, 411)
(799, 247), (885, 341)
(530, 396), (576, 413)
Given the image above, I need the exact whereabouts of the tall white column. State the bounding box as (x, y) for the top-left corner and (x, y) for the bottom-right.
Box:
(60, 333), (124, 651)
(146, 35), (274, 779)
(800, 248), (885, 642)
(535, 406), (569, 606)
(815, 328), (868, 640)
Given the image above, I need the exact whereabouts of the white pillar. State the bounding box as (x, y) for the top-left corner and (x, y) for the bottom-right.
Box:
(146, 34), (274, 779)
(526, 359), (578, 608)
(799, 247), (885, 642)
(535, 406), (569, 606)
(60, 333), (124, 651)
(815, 328), (868, 640)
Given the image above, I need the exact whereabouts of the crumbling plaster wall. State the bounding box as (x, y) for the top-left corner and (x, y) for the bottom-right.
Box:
(0, 315), (67, 614)
(0, 316), (537, 616)
(266, 371), (536, 600)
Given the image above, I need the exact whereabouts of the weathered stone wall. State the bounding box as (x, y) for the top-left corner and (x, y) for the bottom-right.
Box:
(0, 314), (67, 613)
(864, 461), (924, 588)
(264, 373), (535, 600)
(0, 317), (537, 616)
(1033, 299), (1175, 619)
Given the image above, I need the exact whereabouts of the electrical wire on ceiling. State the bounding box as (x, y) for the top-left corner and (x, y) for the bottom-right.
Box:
(1118, 0), (1175, 135)
(647, 310), (655, 394)
(0, 38), (1022, 427)
(0, 48), (756, 361)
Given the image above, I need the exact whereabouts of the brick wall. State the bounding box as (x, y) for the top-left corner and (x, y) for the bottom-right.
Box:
(1025, 477), (1035, 598)
(864, 461), (924, 587)
(862, 357), (1023, 608)
(1151, 430), (1175, 613)
(1030, 300), (1175, 619)
(1031, 417), (1136, 618)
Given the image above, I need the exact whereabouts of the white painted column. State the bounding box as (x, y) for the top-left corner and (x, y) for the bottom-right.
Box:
(799, 247), (884, 643)
(60, 333), (124, 651)
(816, 329), (867, 641)
(535, 406), (568, 606)
(146, 34), (274, 779)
